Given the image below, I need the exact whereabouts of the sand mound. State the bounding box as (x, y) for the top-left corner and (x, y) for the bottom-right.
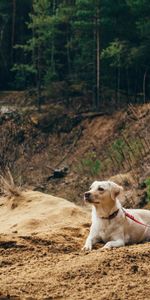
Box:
(0, 190), (90, 235)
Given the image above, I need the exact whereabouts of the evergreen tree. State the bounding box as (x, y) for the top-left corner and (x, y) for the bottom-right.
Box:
(0, 0), (32, 89)
(0, 0), (150, 106)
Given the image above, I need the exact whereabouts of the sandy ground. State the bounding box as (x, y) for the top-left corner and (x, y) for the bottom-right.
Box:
(0, 191), (150, 300)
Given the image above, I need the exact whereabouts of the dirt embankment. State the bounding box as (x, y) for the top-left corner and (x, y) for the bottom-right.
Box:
(0, 190), (150, 300)
(0, 93), (150, 204)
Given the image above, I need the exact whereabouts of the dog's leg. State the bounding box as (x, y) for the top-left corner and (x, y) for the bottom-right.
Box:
(82, 225), (100, 251)
(82, 235), (97, 251)
(102, 239), (124, 249)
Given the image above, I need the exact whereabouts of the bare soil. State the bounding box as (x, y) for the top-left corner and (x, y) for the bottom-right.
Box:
(0, 191), (150, 300)
(1, 235), (150, 300)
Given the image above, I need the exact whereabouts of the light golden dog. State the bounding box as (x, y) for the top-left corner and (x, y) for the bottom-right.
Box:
(83, 180), (150, 250)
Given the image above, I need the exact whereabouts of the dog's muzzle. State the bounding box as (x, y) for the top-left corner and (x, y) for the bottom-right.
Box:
(84, 192), (92, 202)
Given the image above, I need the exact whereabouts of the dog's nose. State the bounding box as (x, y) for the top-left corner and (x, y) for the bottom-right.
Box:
(84, 192), (91, 199)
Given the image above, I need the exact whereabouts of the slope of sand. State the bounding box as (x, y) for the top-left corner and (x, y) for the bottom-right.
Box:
(0, 191), (150, 300)
(0, 190), (90, 235)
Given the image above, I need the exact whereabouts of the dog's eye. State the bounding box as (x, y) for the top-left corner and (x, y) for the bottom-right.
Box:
(98, 187), (104, 191)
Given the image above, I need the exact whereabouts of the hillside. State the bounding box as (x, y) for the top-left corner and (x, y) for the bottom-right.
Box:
(0, 93), (150, 204)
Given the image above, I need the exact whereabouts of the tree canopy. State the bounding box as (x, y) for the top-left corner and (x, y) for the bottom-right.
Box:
(0, 0), (150, 108)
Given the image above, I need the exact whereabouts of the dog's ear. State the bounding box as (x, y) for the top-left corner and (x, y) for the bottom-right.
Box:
(110, 185), (123, 200)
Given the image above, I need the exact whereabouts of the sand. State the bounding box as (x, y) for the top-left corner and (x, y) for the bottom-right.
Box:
(0, 191), (150, 300)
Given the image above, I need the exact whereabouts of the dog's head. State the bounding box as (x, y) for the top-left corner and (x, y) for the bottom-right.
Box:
(84, 180), (123, 206)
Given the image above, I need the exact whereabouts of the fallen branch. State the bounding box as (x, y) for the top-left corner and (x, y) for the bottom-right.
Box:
(75, 111), (110, 120)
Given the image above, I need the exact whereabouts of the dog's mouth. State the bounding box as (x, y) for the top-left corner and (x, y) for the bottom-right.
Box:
(84, 197), (92, 203)
(84, 196), (99, 204)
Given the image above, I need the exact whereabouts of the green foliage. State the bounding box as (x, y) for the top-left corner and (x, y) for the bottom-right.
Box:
(111, 139), (126, 164)
(111, 137), (144, 166)
(0, 0), (150, 103)
(78, 152), (101, 177)
(97, 136), (146, 176)
(101, 40), (129, 68)
(77, 135), (147, 179)
(11, 64), (37, 89)
(145, 178), (150, 202)
(130, 139), (143, 158)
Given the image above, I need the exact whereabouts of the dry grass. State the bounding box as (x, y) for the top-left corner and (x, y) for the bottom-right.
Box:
(0, 168), (21, 198)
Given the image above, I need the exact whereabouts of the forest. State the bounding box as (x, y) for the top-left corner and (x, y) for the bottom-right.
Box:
(0, 0), (150, 109)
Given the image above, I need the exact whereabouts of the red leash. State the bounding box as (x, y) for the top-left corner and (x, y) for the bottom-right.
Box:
(122, 208), (150, 228)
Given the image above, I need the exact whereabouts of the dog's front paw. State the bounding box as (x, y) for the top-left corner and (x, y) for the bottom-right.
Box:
(82, 242), (92, 251)
(102, 242), (112, 249)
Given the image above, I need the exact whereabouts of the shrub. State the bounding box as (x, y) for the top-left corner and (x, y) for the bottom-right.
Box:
(145, 178), (150, 202)
(77, 152), (101, 177)
(111, 138), (126, 166)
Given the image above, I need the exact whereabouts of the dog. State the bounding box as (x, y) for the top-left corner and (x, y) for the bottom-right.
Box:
(83, 180), (150, 250)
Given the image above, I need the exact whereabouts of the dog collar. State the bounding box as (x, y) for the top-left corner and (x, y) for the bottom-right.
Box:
(101, 209), (119, 220)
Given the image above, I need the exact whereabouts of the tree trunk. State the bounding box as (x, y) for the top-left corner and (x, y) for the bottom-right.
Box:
(95, 4), (100, 109)
(51, 0), (56, 76)
(117, 54), (120, 107)
(37, 43), (42, 111)
(126, 67), (130, 104)
(134, 65), (138, 103)
(92, 13), (96, 109)
(143, 69), (147, 103)
(11, 0), (16, 64)
(66, 27), (71, 78)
